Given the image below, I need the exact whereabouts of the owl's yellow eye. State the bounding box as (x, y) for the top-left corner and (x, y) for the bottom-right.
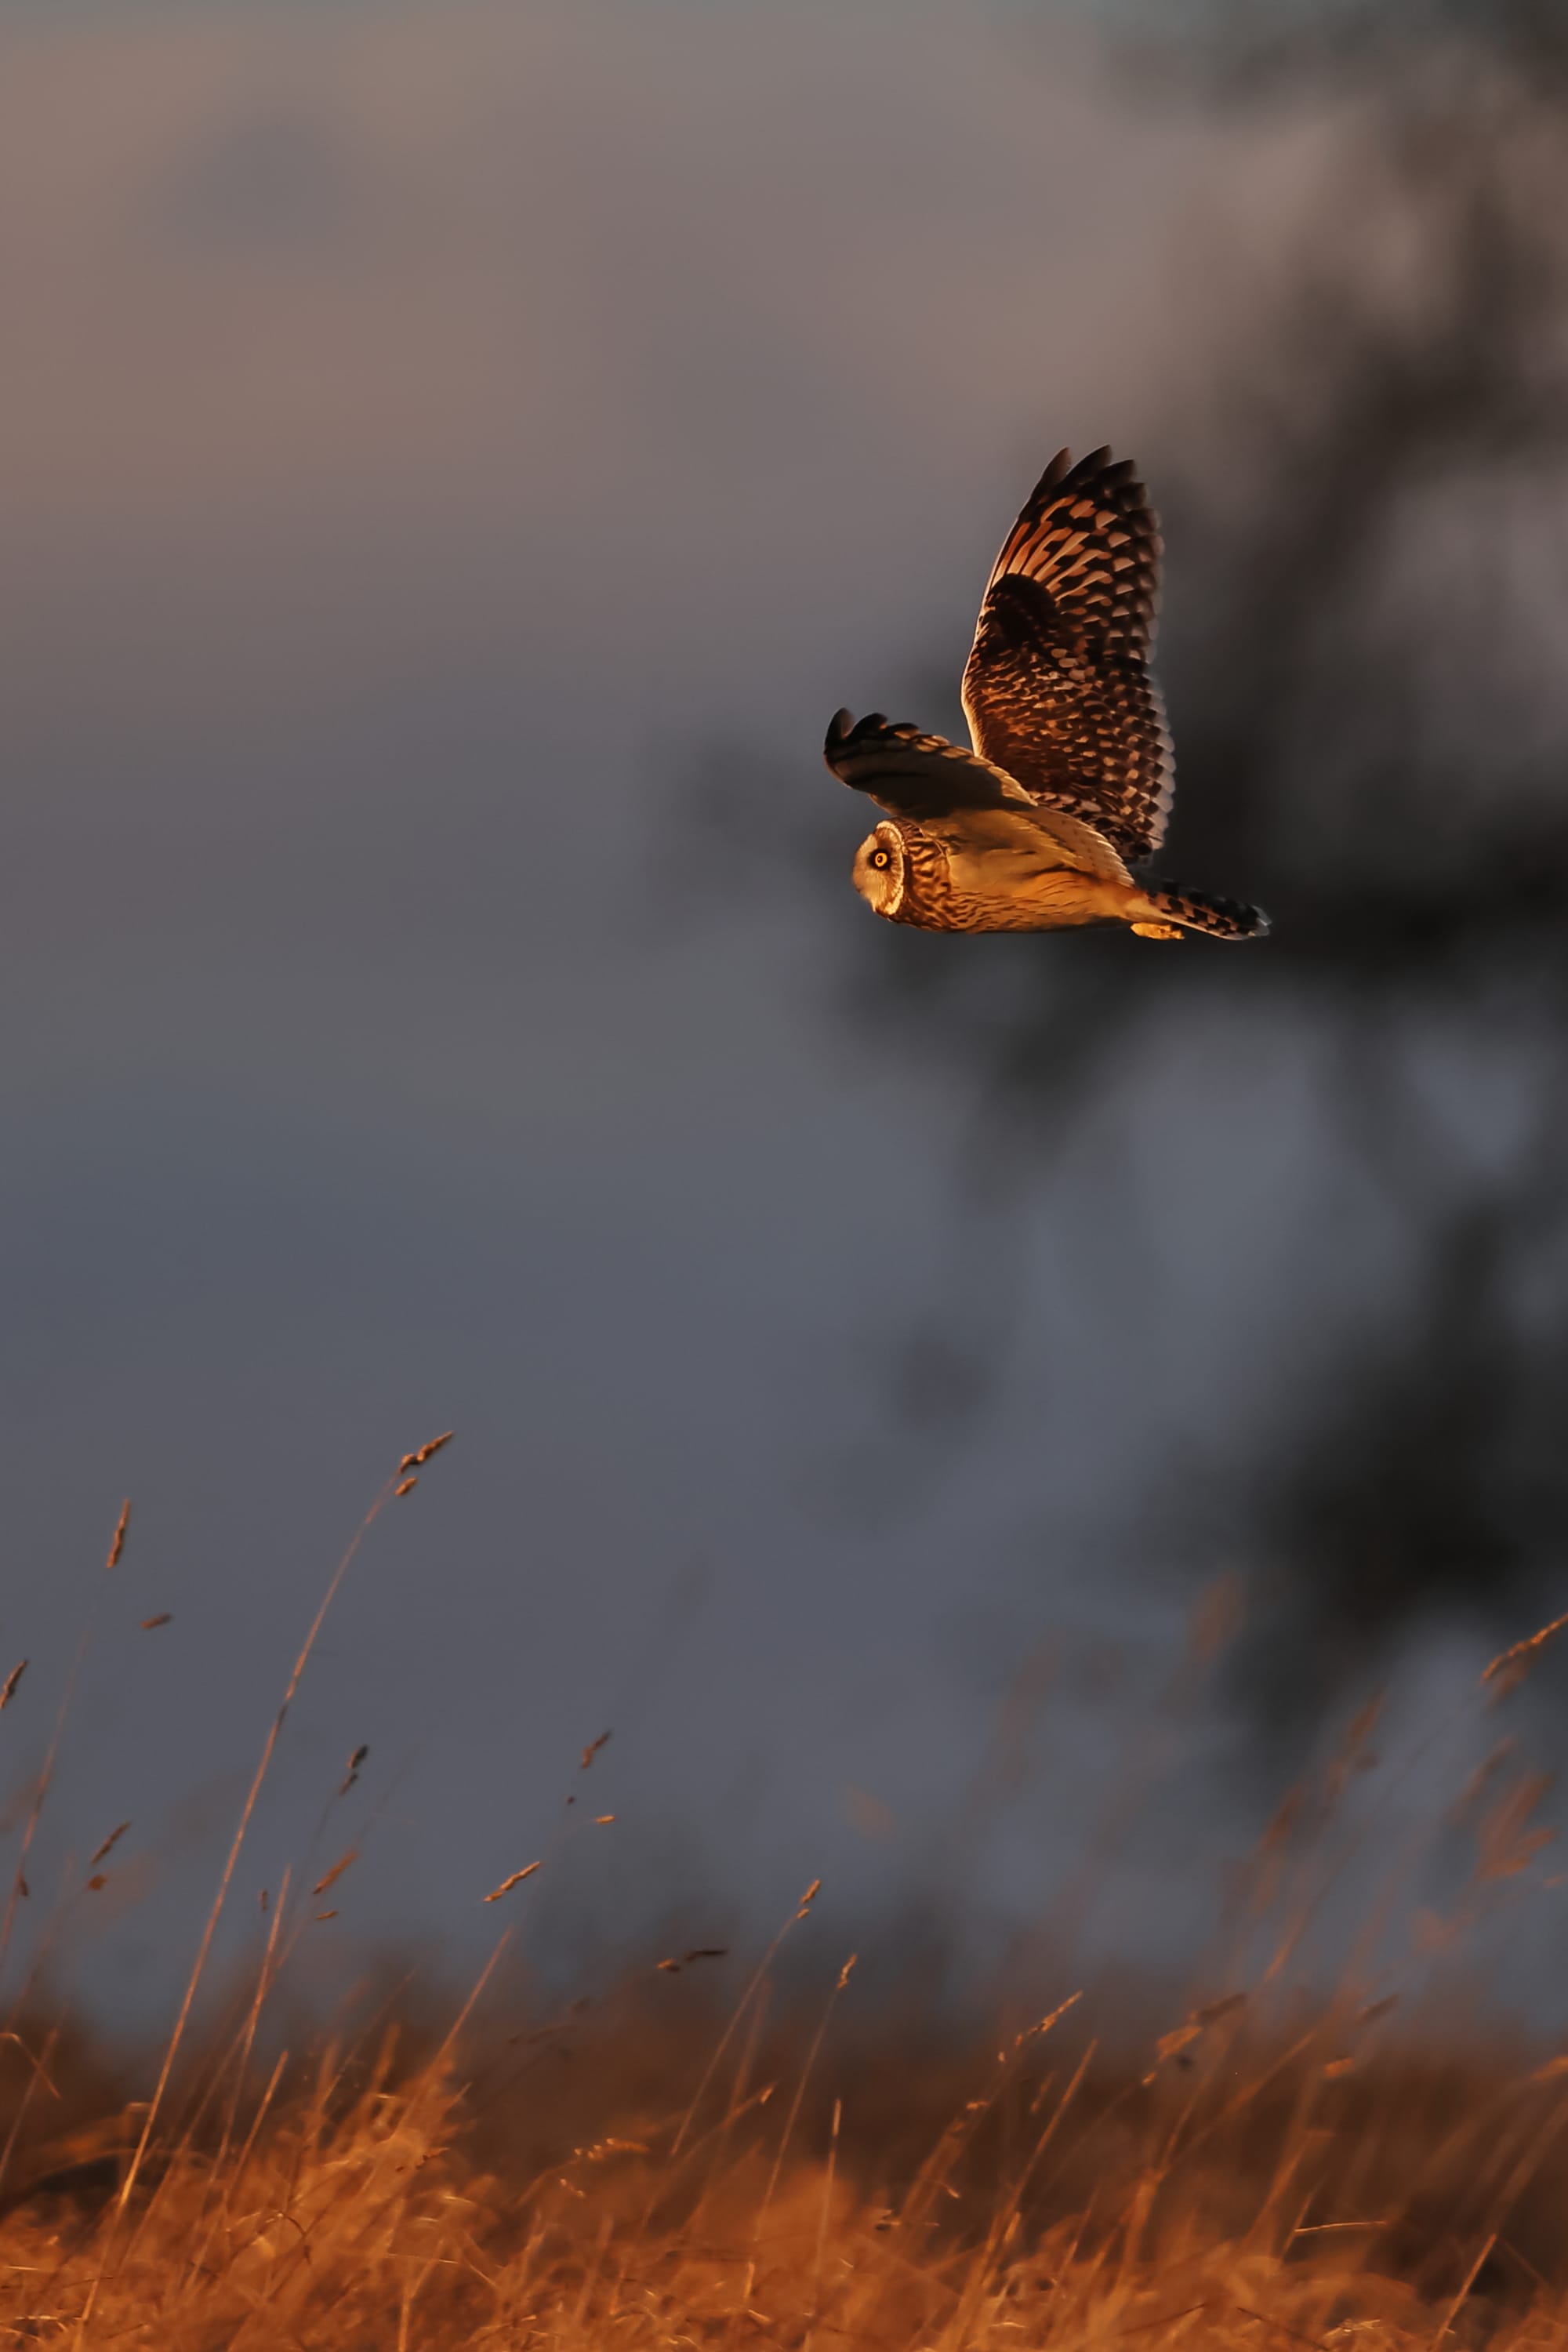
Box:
(870, 849), (891, 869)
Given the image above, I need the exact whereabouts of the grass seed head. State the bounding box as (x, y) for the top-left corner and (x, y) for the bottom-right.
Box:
(105, 1497), (131, 1570)
(311, 1849), (358, 1898)
(1483, 1608), (1568, 1700)
(483, 1861), (542, 1903)
(397, 1431), (455, 1473)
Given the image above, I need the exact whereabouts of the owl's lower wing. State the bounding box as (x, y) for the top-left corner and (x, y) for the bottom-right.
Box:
(960, 447), (1174, 866)
(824, 708), (1033, 817)
(824, 710), (1129, 882)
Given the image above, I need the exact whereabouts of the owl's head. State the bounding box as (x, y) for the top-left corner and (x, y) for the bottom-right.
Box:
(851, 822), (906, 918)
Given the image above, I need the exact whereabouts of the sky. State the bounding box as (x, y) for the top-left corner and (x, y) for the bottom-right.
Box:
(0, 0), (1526, 2029)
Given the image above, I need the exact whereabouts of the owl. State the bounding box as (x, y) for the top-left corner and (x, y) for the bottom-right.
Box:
(825, 446), (1269, 942)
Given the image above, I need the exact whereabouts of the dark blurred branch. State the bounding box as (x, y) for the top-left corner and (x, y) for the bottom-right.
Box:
(676, 6), (1568, 1737)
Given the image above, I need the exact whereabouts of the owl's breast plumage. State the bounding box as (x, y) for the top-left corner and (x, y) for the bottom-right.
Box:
(884, 826), (1009, 931)
(880, 828), (958, 928)
(878, 819), (1132, 935)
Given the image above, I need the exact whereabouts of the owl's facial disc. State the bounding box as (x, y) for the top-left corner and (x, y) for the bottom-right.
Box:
(852, 823), (906, 916)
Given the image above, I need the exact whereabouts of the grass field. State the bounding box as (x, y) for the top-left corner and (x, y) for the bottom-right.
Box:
(2, 1457), (1566, 2348)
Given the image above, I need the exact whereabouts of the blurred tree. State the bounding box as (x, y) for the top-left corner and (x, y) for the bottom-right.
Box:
(1144, 0), (1568, 1733)
(684, 0), (1568, 1751)
(1057, 1), (1568, 1731)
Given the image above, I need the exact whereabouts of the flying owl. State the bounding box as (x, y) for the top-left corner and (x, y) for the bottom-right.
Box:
(825, 446), (1269, 943)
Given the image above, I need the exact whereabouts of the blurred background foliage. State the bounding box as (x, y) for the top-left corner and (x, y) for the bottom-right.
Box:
(691, 0), (1568, 1759)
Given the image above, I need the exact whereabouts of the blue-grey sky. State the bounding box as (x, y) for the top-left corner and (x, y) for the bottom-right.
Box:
(0, 0), (1523, 2027)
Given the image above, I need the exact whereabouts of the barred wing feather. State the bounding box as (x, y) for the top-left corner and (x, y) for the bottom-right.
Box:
(960, 447), (1175, 866)
(824, 708), (1033, 816)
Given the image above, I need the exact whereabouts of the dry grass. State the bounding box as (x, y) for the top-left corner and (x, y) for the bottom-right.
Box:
(0, 1454), (1566, 2347)
(3, 1994), (1568, 2350)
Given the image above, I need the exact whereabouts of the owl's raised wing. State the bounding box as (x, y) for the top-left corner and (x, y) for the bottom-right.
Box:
(824, 709), (1129, 881)
(960, 447), (1174, 866)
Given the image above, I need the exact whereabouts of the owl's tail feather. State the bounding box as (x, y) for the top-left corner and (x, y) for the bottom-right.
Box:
(1136, 887), (1270, 941)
